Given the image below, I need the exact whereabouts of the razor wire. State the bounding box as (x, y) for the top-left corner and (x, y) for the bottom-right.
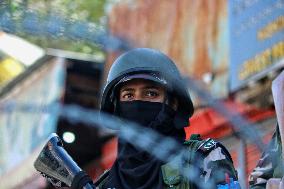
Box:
(0, 3), (272, 188)
(0, 75), (270, 188)
(0, 5), (269, 151)
(0, 6), (132, 52)
(185, 77), (265, 152)
(0, 101), (216, 189)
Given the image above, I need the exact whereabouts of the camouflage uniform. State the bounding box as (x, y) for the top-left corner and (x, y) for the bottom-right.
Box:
(249, 126), (283, 189)
(96, 134), (238, 189)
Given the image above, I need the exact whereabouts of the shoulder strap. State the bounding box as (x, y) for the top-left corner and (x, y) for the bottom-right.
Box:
(94, 169), (110, 188)
(183, 134), (210, 162)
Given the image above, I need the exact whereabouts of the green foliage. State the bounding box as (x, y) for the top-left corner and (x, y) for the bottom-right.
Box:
(27, 0), (108, 23)
(5, 0), (109, 55)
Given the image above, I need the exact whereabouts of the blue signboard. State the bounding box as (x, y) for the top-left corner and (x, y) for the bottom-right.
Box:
(229, 0), (284, 91)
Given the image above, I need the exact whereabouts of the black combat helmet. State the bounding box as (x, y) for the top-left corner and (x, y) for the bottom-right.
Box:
(100, 48), (194, 128)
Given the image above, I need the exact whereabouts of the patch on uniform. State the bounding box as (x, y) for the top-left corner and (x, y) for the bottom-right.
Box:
(198, 138), (217, 153)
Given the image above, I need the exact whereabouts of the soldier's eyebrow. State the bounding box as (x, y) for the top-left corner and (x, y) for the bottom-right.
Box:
(142, 86), (160, 90)
(120, 87), (134, 93)
(142, 84), (164, 90)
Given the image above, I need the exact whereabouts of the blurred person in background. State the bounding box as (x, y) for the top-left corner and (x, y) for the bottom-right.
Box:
(249, 125), (283, 189)
(96, 48), (238, 189)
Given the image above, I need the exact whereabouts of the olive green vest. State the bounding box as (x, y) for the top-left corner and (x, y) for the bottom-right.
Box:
(161, 134), (204, 189)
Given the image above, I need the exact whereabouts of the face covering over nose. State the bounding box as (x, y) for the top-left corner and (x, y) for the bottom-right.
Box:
(103, 100), (185, 189)
(116, 100), (182, 136)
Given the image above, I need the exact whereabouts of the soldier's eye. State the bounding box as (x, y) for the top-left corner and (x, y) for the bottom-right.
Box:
(145, 90), (159, 97)
(121, 92), (134, 100)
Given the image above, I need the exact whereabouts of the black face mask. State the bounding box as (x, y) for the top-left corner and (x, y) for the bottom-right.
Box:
(115, 100), (177, 135)
(103, 101), (186, 189)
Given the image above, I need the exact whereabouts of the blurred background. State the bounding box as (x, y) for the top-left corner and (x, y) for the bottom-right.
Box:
(0, 0), (283, 188)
